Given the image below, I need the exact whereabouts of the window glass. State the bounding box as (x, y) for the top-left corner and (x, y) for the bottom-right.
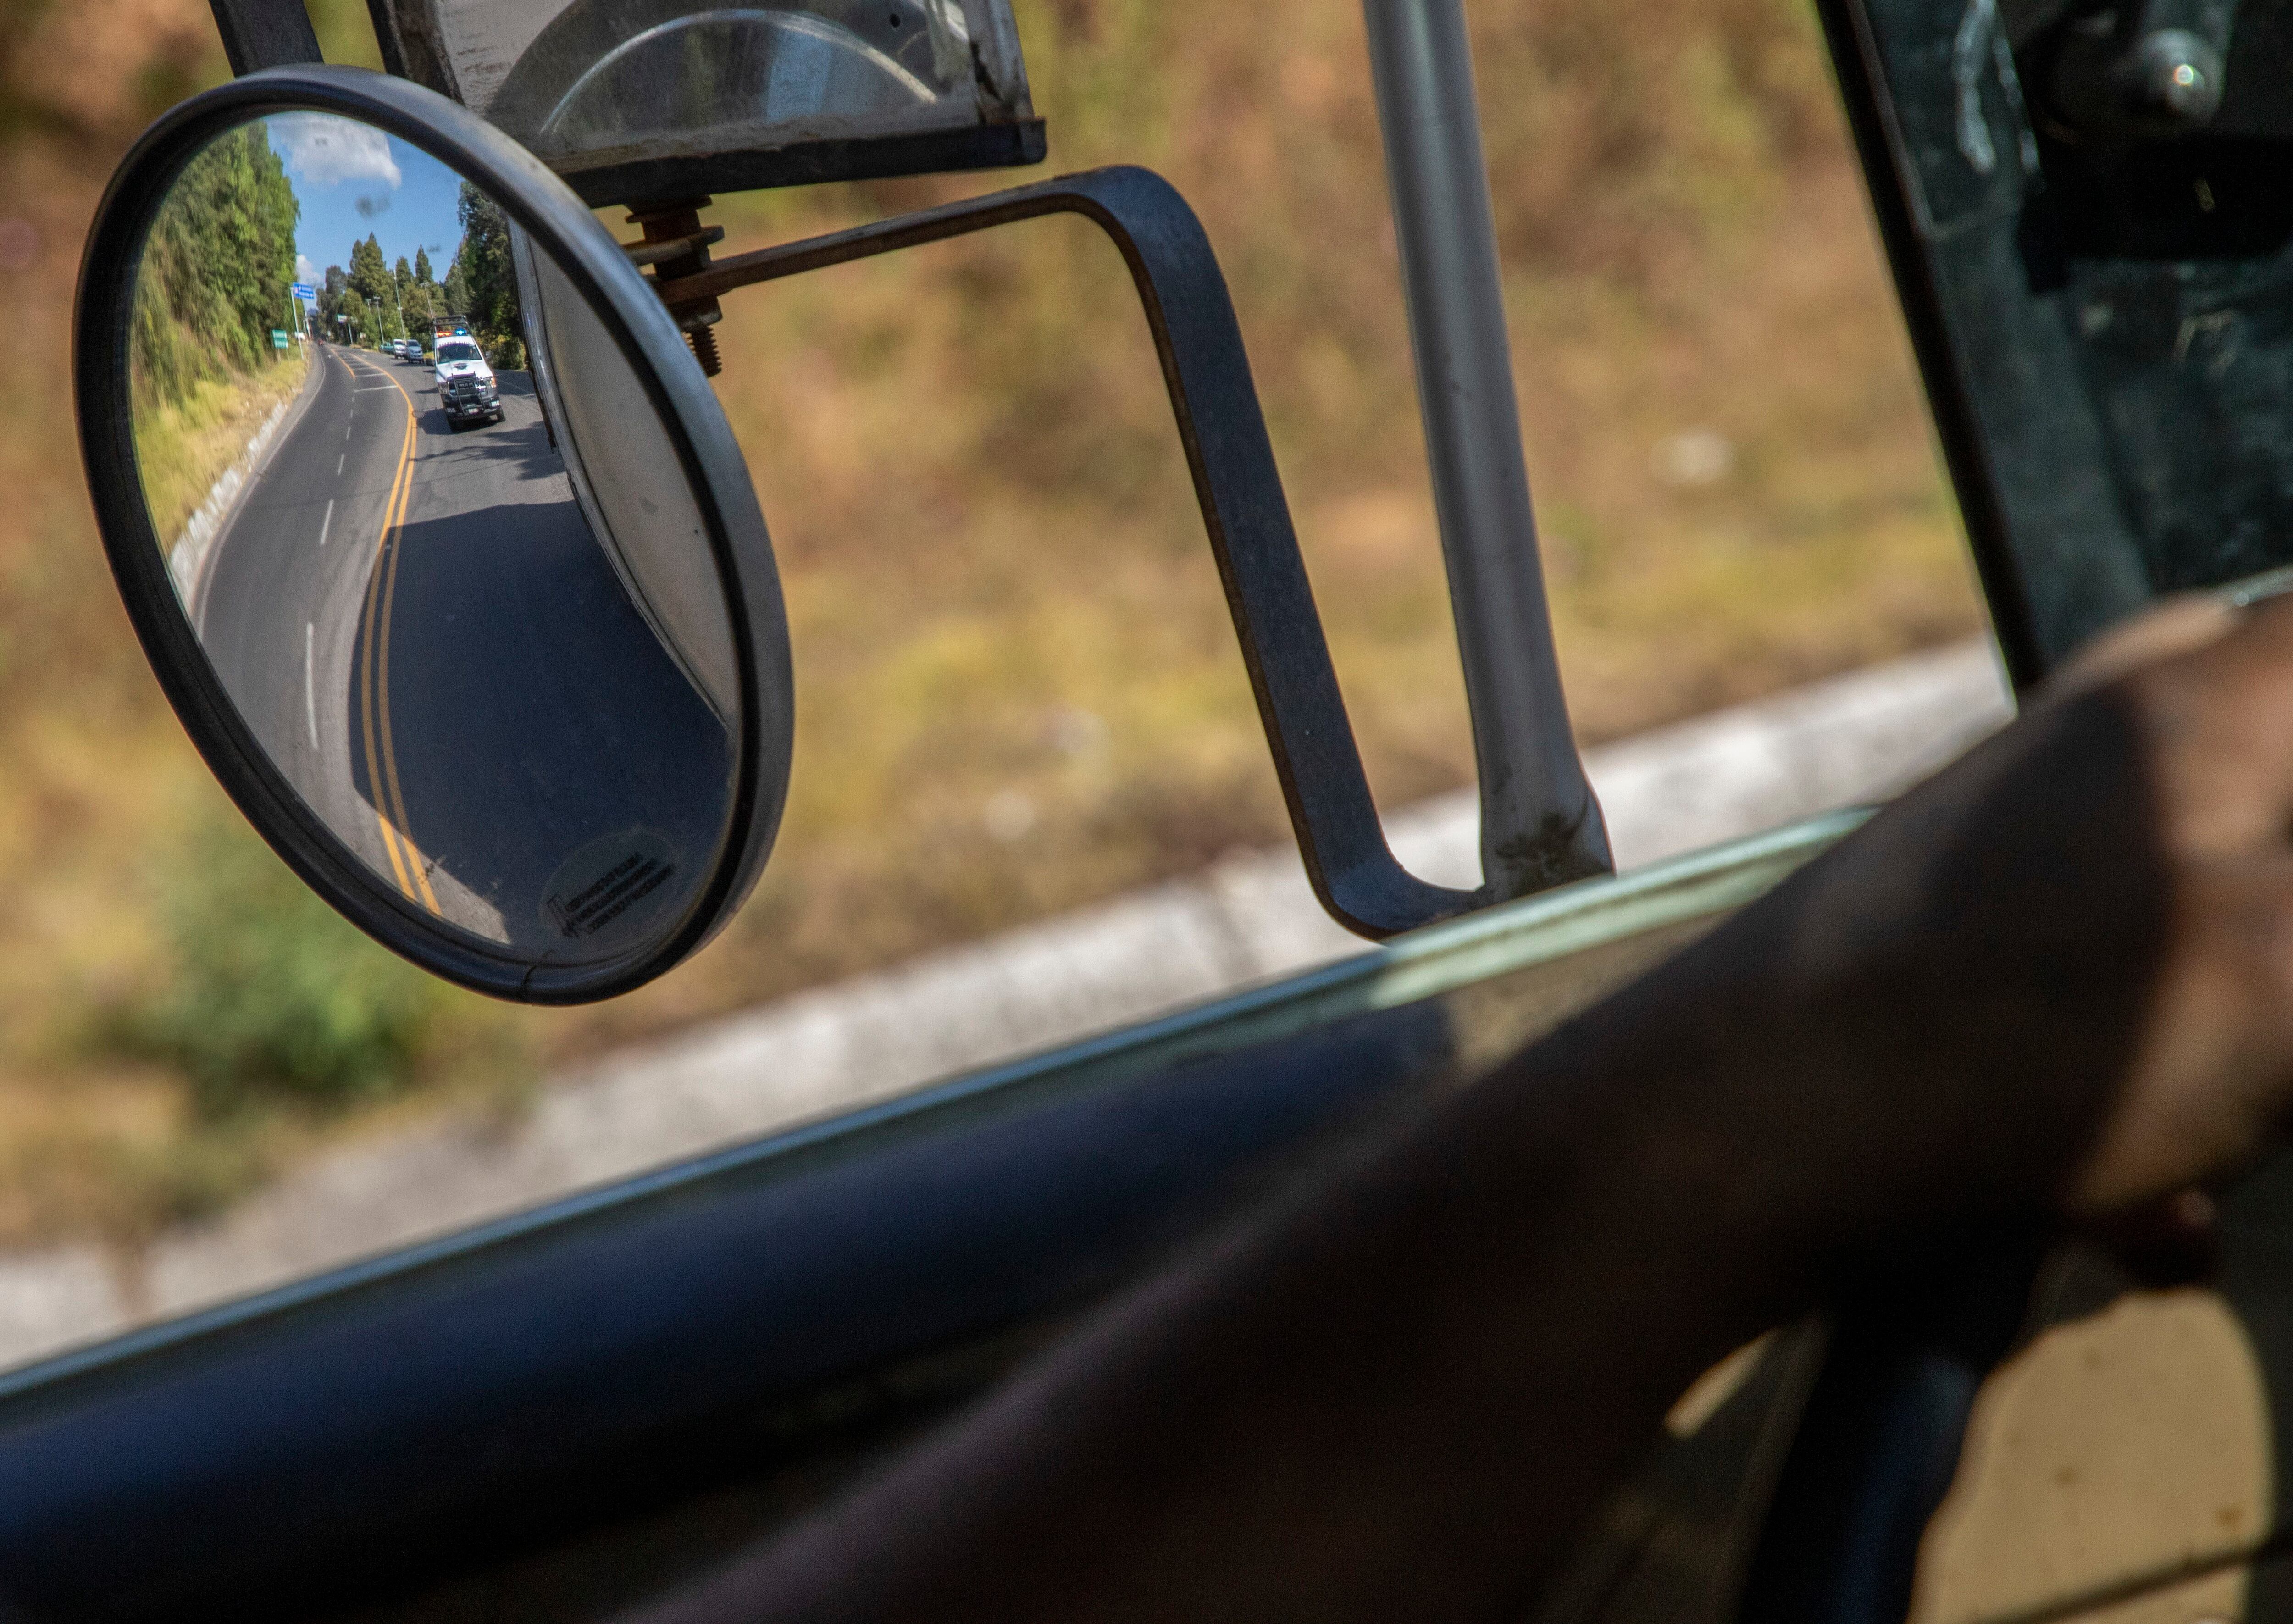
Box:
(2, 0), (1990, 1377)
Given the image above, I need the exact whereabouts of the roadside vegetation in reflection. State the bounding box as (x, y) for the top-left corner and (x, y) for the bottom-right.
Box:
(128, 122), (308, 554)
(305, 181), (521, 366)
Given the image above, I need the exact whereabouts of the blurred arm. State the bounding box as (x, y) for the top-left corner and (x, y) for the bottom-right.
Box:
(633, 597), (2293, 1624)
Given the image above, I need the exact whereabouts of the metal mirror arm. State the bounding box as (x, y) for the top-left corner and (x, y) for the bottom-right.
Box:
(655, 166), (1493, 937)
(205, 0), (321, 74)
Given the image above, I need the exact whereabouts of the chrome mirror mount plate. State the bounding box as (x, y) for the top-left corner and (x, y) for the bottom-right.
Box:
(369, 0), (1046, 209)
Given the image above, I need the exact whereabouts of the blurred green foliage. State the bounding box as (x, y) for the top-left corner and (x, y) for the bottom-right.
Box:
(109, 813), (436, 1120)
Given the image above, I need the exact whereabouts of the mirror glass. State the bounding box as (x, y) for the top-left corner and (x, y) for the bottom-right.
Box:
(127, 112), (737, 964)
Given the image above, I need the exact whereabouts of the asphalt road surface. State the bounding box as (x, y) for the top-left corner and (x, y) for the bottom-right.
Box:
(189, 342), (732, 961)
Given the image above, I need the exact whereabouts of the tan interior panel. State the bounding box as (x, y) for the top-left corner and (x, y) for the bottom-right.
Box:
(1912, 1291), (2270, 1624)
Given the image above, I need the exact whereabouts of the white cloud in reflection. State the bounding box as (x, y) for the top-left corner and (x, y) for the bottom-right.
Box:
(267, 113), (403, 190)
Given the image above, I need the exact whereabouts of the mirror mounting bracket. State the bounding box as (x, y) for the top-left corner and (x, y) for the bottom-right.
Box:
(624, 199), (727, 377)
(655, 167), (1590, 938)
(205, 0), (322, 75)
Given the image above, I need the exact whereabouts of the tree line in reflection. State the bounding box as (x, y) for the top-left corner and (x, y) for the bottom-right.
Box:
(308, 183), (523, 368)
(129, 122), (300, 421)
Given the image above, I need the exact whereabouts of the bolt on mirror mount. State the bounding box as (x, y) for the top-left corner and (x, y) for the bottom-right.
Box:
(75, 65), (795, 1003)
(209, 0), (1047, 381)
(369, 0), (1049, 382)
(209, 0), (1046, 208)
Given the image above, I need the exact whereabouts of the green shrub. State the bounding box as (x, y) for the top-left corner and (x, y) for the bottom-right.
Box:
(114, 814), (437, 1118)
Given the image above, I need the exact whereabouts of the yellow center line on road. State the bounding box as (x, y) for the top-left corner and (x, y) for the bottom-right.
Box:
(369, 362), (442, 915)
(352, 355), (442, 916)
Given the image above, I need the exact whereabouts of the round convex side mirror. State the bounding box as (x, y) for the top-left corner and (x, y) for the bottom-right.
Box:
(75, 68), (793, 1002)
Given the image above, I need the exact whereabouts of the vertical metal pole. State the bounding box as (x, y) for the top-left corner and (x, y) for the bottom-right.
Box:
(1361, 0), (1612, 895)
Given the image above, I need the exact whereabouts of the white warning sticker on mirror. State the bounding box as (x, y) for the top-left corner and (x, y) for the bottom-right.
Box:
(542, 826), (680, 941)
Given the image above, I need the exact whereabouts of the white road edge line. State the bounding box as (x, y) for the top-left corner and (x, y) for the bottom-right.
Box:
(304, 621), (318, 751)
(318, 496), (332, 549)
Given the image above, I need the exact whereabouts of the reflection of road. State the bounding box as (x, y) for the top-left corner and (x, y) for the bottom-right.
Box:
(197, 342), (731, 956)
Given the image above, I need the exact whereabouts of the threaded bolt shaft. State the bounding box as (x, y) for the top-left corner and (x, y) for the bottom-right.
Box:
(687, 322), (722, 377)
(625, 196), (727, 378)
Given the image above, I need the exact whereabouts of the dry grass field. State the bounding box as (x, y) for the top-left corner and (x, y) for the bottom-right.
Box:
(0, 0), (1985, 1241)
